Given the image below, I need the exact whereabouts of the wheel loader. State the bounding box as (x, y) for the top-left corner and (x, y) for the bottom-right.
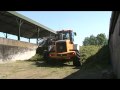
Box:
(37, 30), (81, 66)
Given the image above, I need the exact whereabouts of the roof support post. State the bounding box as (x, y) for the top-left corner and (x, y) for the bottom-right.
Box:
(29, 38), (30, 43)
(6, 33), (7, 38)
(36, 28), (40, 45)
(16, 19), (23, 41)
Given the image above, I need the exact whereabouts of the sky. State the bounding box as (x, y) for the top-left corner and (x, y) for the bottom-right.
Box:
(0, 11), (112, 46)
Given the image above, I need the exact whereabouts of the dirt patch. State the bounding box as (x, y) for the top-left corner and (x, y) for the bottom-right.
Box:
(0, 60), (79, 79)
(0, 60), (114, 79)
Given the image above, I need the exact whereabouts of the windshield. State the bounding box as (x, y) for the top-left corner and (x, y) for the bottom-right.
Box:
(56, 31), (72, 40)
(63, 32), (70, 40)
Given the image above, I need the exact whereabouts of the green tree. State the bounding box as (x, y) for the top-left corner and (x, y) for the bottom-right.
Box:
(83, 33), (108, 46)
(83, 37), (90, 46)
(89, 35), (97, 45)
(96, 33), (108, 45)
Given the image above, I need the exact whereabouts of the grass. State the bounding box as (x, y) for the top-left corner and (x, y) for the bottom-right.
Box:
(80, 45), (102, 63)
(80, 45), (110, 69)
(79, 45), (116, 79)
(28, 54), (43, 61)
(0, 45), (116, 79)
(0, 54), (79, 79)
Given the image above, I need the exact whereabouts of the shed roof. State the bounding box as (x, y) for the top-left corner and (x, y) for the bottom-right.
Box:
(0, 11), (56, 39)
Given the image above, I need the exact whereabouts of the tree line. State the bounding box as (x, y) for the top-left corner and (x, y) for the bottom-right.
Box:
(83, 33), (108, 46)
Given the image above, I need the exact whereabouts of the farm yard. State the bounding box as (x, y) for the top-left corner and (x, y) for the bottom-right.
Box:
(0, 45), (115, 79)
(0, 11), (117, 79)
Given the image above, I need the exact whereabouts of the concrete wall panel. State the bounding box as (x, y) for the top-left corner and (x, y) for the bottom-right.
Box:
(0, 37), (38, 63)
(109, 14), (120, 78)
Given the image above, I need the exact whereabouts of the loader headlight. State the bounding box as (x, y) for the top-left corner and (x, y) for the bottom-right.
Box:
(69, 52), (75, 55)
(72, 52), (75, 55)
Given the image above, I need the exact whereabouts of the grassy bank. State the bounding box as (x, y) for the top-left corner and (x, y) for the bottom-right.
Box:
(80, 45), (110, 69)
(80, 45), (116, 79)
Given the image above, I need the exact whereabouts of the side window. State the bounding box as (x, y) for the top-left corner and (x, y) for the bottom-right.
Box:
(72, 32), (74, 42)
(66, 33), (69, 39)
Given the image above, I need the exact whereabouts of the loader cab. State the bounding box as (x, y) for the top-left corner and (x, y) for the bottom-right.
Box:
(56, 30), (76, 43)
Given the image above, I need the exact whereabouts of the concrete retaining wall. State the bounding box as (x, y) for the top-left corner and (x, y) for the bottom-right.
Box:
(109, 14), (120, 78)
(0, 37), (38, 63)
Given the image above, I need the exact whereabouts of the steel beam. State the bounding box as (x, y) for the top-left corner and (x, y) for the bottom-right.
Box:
(36, 28), (40, 45)
(29, 38), (30, 43)
(6, 33), (7, 38)
(16, 19), (23, 41)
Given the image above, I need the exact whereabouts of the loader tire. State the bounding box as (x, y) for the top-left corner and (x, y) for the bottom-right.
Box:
(73, 57), (81, 66)
(73, 51), (81, 67)
(43, 51), (50, 62)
